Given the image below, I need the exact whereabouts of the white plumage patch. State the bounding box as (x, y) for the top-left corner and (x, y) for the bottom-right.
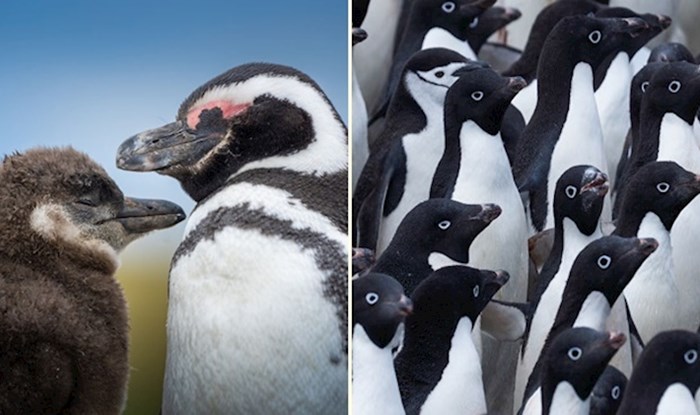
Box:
(656, 383), (699, 415)
(421, 27), (477, 60)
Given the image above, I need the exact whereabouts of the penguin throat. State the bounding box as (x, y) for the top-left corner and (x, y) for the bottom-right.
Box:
(657, 113), (700, 172)
(546, 381), (589, 415)
(572, 291), (611, 331)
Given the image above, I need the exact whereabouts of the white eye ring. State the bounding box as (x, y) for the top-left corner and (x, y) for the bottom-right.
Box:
(597, 255), (612, 269)
(366, 292), (379, 305)
(473, 285), (480, 297)
(565, 185), (577, 199)
(568, 346), (583, 361)
(442, 1), (456, 13)
(684, 349), (698, 364)
(668, 80), (681, 93)
(641, 81), (649, 92)
(469, 16), (479, 29)
(438, 220), (451, 230)
(471, 91), (484, 101)
(588, 30), (602, 44)
(611, 385), (621, 400)
(657, 182), (670, 193)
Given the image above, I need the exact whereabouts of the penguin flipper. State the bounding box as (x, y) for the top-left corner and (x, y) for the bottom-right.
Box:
(481, 299), (529, 341)
(625, 298), (645, 363)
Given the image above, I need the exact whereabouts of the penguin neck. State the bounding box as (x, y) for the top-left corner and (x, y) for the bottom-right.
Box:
(547, 291), (611, 359)
(402, 311), (470, 365)
(404, 73), (446, 134)
(385, 78), (429, 139)
(533, 62), (592, 135)
(657, 113), (700, 172)
(421, 27), (477, 60)
(615, 206), (673, 241)
(545, 217), (602, 283)
(543, 381), (590, 415)
(352, 325), (405, 414)
(629, 103), (666, 177)
(594, 51), (630, 92)
(629, 212), (673, 280)
(372, 248), (434, 295)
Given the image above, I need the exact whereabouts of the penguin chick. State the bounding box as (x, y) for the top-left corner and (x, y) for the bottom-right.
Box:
(0, 147), (184, 415)
(590, 366), (627, 415)
(352, 272), (412, 415)
(117, 63), (348, 414)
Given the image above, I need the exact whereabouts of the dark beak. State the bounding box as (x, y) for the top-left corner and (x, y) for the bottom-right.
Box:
(505, 76), (526, 93)
(116, 197), (186, 234)
(637, 237), (658, 256)
(476, 203), (502, 223)
(482, 269), (510, 301)
(352, 28), (368, 45)
(621, 17), (650, 38)
(396, 294), (413, 316)
(605, 331), (627, 351)
(503, 7), (521, 22)
(116, 120), (220, 172)
(656, 14), (672, 29)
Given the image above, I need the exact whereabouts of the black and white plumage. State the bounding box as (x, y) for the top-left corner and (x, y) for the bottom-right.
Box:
(590, 366), (627, 415)
(117, 63), (348, 414)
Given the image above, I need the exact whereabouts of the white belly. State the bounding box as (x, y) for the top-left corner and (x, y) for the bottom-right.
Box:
(352, 69), (369, 191)
(656, 383), (699, 415)
(512, 79), (537, 124)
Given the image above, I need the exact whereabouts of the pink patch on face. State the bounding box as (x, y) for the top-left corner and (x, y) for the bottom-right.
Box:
(186, 100), (250, 128)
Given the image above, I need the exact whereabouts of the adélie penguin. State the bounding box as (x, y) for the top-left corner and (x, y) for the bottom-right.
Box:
(353, 23), (370, 191)
(590, 365), (628, 415)
(512, 15), (649, 233)
(117, 63), (348, 414)
(0, 148), (184, 414)
(614, 161), (700, 343)
(521, 327), (626, 415)
(395, 265), (510, 415)
(516, 165), (609, 408)
(617, 330), (700, 415)
(431, 65), (528, 414)
(352, 272), (413, 415)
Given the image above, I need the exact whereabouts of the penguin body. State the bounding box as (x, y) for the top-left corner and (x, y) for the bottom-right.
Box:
(117, 63), (348, 414)
(353, 28), (370, 191)
(395, 265), (509, 415)
(352, 273), (412, 415)
(0, 148), (184, 414)
(590, 366), (627, 415)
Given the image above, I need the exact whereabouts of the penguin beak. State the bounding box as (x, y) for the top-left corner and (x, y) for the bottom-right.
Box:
(502, 7), (521, 22)
(637, 237), (658, 257)
(580, 170), (609, 211)
(476, 203), (502, 223)
(504, 76), (526, 94)
(352, 28), (368, 45)
(655, 14), (672, 30)
(116, 120), (220, 172)
(115, 197), (186, 234)
(352, 247), (376, 275)
(482, 270), (510, 301)
(620, 17), (649, 38)
(604, 332), (627, 351)
(396, 295), (413, 316)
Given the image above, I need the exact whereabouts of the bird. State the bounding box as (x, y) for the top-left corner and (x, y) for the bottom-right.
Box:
(0, 147), (184, 414)
(117, 62), (348, 414)
(590, 366), (628, 415)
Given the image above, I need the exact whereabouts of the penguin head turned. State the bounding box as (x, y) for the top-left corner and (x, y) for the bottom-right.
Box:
(353, 272), (412, 349)
(0, 147), (185, 272)
(643, 61), (700, 124)
(117, 63), (347, 202)
(593, 7), (671, 57)
(554, 165), (608, 235)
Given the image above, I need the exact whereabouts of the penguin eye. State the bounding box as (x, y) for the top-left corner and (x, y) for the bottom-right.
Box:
(641, 81), (649, 92)
(588, 30), (602, 44)
(365, 292), (379, 305)
(567, 346), (583, 361)
(565, 185), (578, 199)
(668, 80), (682, 93)
(597, 255), (612, 269)
(656, 182), (670, 193)
(469, 16), (479, 29)
(471, 91), (484, 101)
(435, 70), (445, 79)
(438, 220), (451, 230)
(611, 385), (621, 400)
(684, 349), (698, 364)
(442, 1), (456, 13)
(473, 285), (480, 297)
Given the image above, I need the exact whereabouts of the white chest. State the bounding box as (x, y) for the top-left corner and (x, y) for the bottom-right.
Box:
(421, 27), (477, 60)
(656, 383), (699, 415)
(512, 79), (538, 123)
(352, 69), (369, 190)
(549, 382), (589, 415)
(658, 113), (700, 172)
(573, 291), (611, 331)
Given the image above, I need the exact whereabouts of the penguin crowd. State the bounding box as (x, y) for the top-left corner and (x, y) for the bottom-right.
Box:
(352, 0), (700, 414)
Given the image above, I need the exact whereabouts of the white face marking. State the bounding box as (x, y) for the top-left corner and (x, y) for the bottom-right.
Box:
(597, 255), (611, 269)
(611, 385), (621, 400)
(438, 220), (451, 230)
(657, 182), (670, 193)
(588, 30), (602, 44)
(471, 90), (484, 101)
(668, 80), (682, 94)
(567, 346), (582, 361)
(415, 62), (468, 90)
(441, 1), (455, 13)
(469, 16), (479, 29)
(365, 292), (379, 305)
(641, 81), (649, 92)
(421, 27), (477, 60)
(684, 349), (698, 364)
(473, 284), (480, 298)
(566, 185), (578, 199)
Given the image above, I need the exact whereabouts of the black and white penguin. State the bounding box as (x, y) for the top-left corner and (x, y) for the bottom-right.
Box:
(116, 63), (348, 413)
(620, 62), (700, 333)
(352, 272), (413, 415)
(0, 147), (184, 414)
(519, 235), (657, 411)
(431, 65), (528, 414)
(352, 1), (370, 191)
(617, 330), (700, 415)
(513, 15), (648, 233)
(590, 366), (627, 415)
(464, 5), (521, 57)
(614, 161), (700, 343)
(521, 327), (626, 415)
(353, 49), (476, 251)
(516, 165), (609, 406)
(506, 0), (604, 122)
(395, 265), (510, 415)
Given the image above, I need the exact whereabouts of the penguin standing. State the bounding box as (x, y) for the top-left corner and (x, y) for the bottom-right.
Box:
(431, 65), (527, 414)
(0, 148), (184, 414)
(117, 63), (348, 414)
(614, 161), (700, 343)
(513, 15), (649, 233)
(352, 272), (413, 415)
(617, 330), (700, 415)
(395, 265), (510, 415)
(590, 366), (628, 415)
(516, 165), (609, 408)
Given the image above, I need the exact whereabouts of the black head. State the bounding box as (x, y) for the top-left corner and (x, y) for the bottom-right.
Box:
(553, 165), (609, 235)
(541, 15), (649, 73)
(649, 42), (696, 64)
(353, 0), (370, 28)
(590, 366), (627, 415)
(410, 0), (497, 38)
(401, 48), (480, 105)
(567, 235), (657, 306)
(410, 265), (509, 325)
(643, 61), (700, 123)
(618, 161), (700, 232)
(629, 62), (666, 125)
(386, 199), (501, 263)
(0, 147), (185, 272)
(594, 7), (670, 56)
(445, 66), (525, 134)
(466, 6), (521, 52)
(543, 328), (625, 406)
(353, 273), (412, 349)
(116, 63), (347, 202)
